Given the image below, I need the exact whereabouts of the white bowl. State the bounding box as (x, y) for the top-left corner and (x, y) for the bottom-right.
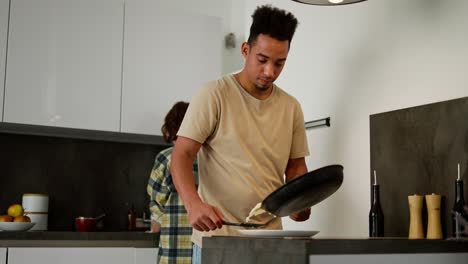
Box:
(0, 222), (36, 232)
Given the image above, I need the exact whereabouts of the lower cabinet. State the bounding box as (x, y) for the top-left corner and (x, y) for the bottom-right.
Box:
(135, 248), (159, 264)
(8, 247), (158, 264)
(0, 248), (6, 264)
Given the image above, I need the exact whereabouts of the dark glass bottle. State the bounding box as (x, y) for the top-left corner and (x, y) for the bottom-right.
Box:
(452, 180), (466, 238)
(369, 184), (384, 237)
(128, 204), (136, 231)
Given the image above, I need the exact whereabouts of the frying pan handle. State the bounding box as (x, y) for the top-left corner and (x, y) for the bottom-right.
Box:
(222, 221), (264, 228)
(222, 221), (244, 227)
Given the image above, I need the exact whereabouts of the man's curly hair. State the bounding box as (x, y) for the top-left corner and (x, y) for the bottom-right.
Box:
(161, 101), (189, 143)
(247, 5), (298, 48)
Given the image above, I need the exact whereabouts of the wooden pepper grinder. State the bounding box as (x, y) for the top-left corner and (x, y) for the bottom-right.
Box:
(408, 194), (424, 239)
(426, 193), (443, 239)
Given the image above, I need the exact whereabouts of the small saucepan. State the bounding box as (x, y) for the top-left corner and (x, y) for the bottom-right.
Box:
(75, 214), (105, 232)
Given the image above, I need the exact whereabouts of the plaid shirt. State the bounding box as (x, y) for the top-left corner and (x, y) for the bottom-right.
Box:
(147, 147), (198, 264)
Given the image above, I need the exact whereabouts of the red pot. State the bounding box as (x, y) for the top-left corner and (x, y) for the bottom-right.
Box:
(75, 214), (105, 232)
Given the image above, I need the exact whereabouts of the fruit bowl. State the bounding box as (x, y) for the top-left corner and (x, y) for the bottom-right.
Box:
(0, 222), (35, 231)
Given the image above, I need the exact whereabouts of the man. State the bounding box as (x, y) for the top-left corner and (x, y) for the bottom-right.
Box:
(171, 5), (310, 263)
(147, 101), (198, 264)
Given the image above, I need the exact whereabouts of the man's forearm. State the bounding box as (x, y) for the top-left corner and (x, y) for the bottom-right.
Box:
(171, 139), (203, 212)
(285, 157), (311, 221)
(172, 164), (201, 212)
(285, 157), (308, 183)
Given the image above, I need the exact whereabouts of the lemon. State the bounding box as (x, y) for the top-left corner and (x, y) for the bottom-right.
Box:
(7, 204), (24, 217)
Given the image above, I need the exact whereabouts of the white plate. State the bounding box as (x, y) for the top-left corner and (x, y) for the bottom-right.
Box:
(237, 229), (319, 237)
(0, 222), (36, 231)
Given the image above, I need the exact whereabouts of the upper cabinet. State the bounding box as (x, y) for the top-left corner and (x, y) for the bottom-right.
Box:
(0, 0), (9, 121)
(3, 0), (124, 131)
(121, 0), (222, 135)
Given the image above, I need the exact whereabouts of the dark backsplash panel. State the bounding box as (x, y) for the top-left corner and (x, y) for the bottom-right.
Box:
(0, 131), (167, 231)
(370, 96), (468, 238)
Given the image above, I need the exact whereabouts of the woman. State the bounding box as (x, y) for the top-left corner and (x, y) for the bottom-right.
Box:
(147, 101), (197, 264)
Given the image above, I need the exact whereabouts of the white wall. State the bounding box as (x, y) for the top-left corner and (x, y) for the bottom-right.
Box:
(243, 0), (468, 237)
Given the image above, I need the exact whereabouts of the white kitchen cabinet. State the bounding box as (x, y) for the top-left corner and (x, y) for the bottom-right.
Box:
(7, 247), (159, 264)
(135, 248), (158, 264)
(4, 0), (124, 131)
(8, 247), (135, 264)
(0, 0), (9, 121)
(0, 248), (6, 264)
(121, 0), (222, 135)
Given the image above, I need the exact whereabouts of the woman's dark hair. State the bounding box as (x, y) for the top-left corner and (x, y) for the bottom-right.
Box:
(161, 101), (189, 143)
(247, 5), (298, 48)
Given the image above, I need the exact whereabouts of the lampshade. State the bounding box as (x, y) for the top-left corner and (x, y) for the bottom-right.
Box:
(292, 0), (367, 5)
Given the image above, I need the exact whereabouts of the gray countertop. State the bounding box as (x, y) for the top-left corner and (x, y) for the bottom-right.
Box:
(0, 231), (159, 248)
(0, 122), (169, 146)
(202, 236), (468, 264)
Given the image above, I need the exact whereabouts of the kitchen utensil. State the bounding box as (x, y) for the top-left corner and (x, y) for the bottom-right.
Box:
(223, 217), (276, 228)
(25, 212), (48, 231)
(223, 165), (343, 228)
(408, 194), (424, 239)
(261, 164), (343, 217)
(75, 214), (105, 232)
(22, 193), (49, 231)
(22, 193), (49, 212)
(426, 194), (442, 239)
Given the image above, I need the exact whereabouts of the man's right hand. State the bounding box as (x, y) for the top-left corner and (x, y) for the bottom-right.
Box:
(187, 200), (225, 232)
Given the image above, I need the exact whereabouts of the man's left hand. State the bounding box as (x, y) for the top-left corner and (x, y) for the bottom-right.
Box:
(289, 208), (311, 222)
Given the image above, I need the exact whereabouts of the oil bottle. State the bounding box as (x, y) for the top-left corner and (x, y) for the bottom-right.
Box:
(369, 170), (384, 237)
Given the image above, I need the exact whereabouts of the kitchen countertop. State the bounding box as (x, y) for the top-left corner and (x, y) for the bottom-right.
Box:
(202, 236), (468, 264)
(0, 231), (159, 248)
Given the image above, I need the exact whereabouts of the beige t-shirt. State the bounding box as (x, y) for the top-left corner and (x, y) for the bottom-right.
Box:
(177, 75), (310, 246)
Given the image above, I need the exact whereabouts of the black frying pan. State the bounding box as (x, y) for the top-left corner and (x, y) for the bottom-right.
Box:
(263, 164), (344, 216)
(224, 165), (344, 227)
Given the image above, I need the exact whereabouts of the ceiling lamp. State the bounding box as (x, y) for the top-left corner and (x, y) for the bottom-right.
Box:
(292, 0), (367, 5)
